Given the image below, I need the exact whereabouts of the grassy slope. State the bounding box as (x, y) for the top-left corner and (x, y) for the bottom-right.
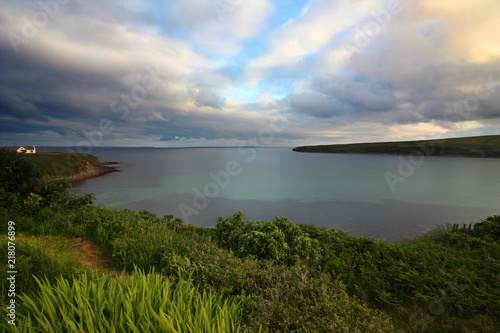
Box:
(0, 235), (244, 332)
(2, 207), (498, 332)
(18, 152), (101, 178)
(293, 135), (500, 157)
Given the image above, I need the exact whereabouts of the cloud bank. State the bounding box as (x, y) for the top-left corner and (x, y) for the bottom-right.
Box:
(1, 0), (499, 147)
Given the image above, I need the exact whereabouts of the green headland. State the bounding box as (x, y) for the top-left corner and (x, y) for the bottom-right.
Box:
(16, 151), (118, 182)
(293, 134), (500, 157)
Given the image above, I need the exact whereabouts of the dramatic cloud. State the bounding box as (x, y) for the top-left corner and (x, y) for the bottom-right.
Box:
(285, 92), (335, 118)
(1, 0), (499, 147)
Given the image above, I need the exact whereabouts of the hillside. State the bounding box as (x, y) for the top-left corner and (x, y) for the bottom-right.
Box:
(293, 135), (500, 157)
(18, 151), (117, 181)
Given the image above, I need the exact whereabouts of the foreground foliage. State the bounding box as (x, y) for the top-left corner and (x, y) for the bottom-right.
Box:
(1, 269), (243, 333)
(0, 237), (82, 306)
(215, 212), (500, 332)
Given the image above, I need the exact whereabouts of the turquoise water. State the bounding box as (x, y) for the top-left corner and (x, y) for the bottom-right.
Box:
(70, 147), (500, 241)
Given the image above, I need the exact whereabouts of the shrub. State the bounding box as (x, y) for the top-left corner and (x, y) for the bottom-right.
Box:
(240, 265), (397, 333)
(213, 213), (500, 331)
(215, 213), (321, 265)
(159, 239), (397, 332)
(472, 215), (500, 239)
(0, 148), (95, 217)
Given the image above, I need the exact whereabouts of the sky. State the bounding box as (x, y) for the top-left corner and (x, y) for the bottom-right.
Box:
(1, 0), (499, 148)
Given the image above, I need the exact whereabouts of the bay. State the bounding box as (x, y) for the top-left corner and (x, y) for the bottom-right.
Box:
(70, 147), (500, 241)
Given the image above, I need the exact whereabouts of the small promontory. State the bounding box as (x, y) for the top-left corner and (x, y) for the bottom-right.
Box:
(18, 151), (119, 183)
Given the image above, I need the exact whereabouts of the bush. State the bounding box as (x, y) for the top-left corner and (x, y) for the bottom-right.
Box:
(159, 239), (397, 332)
(240, 265), (397, 332)
(0, 148), (43, 199)
(0, 148), (95, 217)
(471, 215), (500, 239)
(215, 213), (321, 265)
(213, 213), (500, 331)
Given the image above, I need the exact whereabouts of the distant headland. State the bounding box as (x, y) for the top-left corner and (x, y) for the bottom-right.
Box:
(293, 135), (500, 158)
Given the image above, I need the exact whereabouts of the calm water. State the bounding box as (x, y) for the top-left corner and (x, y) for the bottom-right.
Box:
(69, 147), (500, 241)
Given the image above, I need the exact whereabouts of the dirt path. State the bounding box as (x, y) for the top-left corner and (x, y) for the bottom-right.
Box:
(17, 234), (122, 276)
(70, 237), (115, 273)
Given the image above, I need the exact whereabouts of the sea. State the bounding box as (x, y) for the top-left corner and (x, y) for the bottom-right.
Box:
(51, 146), (500, 242)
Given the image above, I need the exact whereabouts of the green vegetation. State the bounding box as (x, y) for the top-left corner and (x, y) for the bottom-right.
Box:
(0, 237), (82, 304)
(1, 147), (499, 332)
(17, 151), (101, 179)
(1, 269), (243, 333)
(293, 134), (500, 157)
(0, 149), (95, 216)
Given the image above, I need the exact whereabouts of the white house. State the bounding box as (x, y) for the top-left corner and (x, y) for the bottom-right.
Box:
(17, 146), (36, 154)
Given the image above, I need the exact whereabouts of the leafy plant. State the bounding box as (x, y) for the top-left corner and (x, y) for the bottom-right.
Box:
(215, 213), (320, 265)
(159, 239), (396, 332)
(1, 268), (244, 332)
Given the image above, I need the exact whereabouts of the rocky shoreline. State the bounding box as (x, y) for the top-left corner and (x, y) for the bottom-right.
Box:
(54, 162), (121, 184)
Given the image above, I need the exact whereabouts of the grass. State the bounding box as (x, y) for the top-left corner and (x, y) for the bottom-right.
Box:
(18, 152), (101, 178)
(15, 234), (114, 273)
(0, 236), (83, 306)
(1, 269), (245, 333)
(293, 134), (500, 157)
(0, 208), (398, 332)
(3, 204), (498, 332)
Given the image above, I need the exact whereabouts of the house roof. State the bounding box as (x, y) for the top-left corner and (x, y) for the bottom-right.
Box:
(18, 146), (35, 150)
